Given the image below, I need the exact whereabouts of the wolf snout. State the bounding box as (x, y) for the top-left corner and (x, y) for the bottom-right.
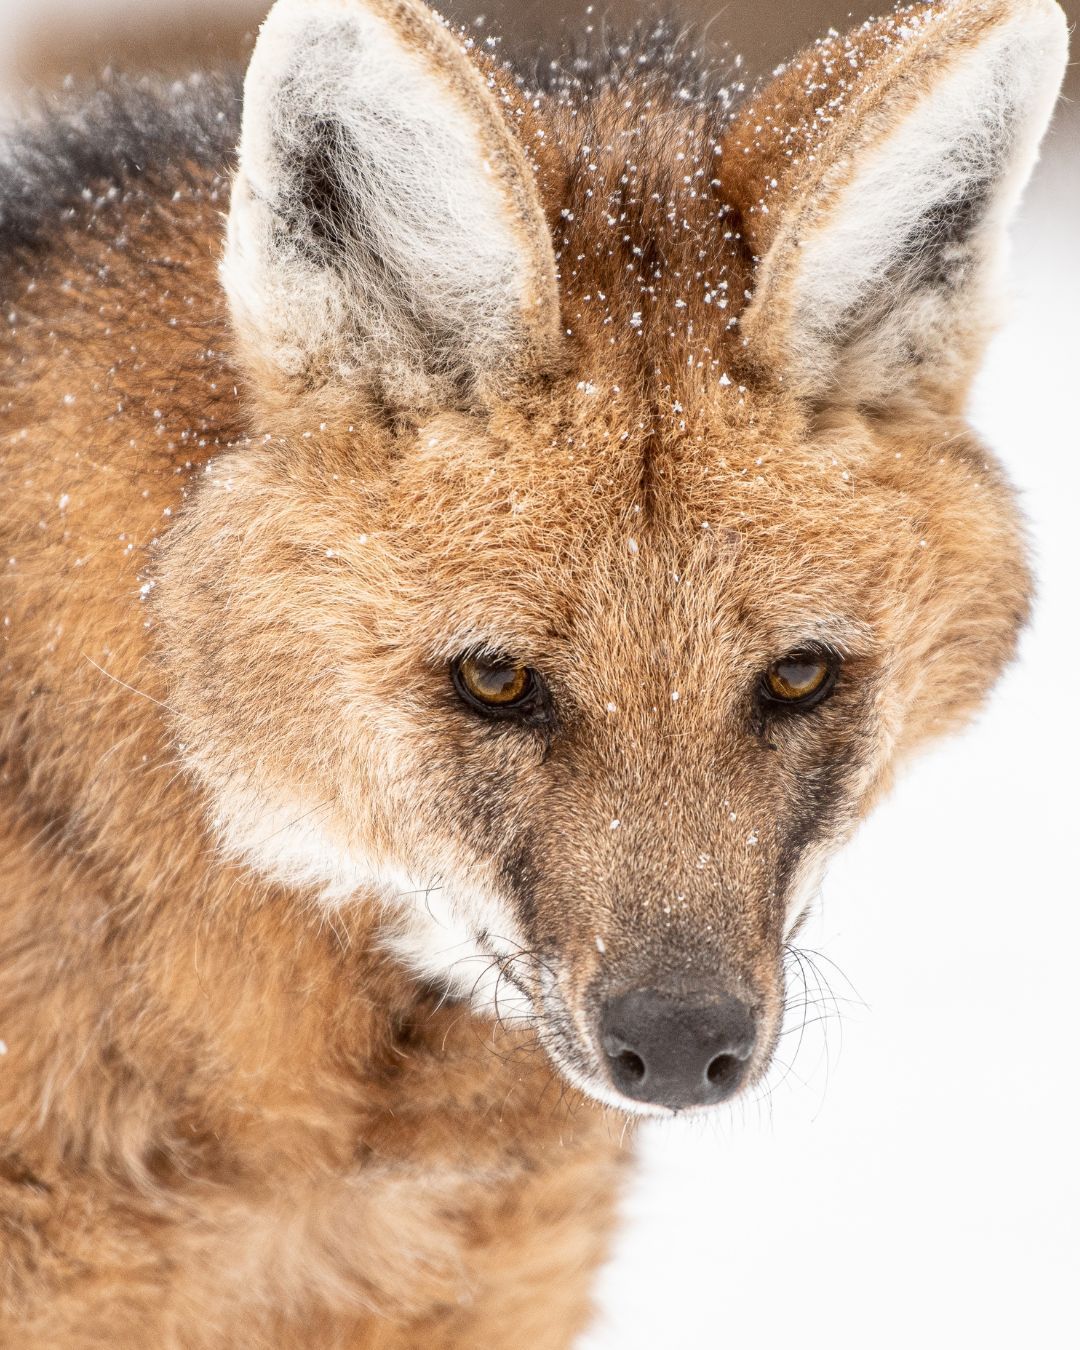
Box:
(598, 988), (757, 1110)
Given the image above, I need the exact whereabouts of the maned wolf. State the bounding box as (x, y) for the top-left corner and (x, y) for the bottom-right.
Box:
(0, 0), (1068, 1344)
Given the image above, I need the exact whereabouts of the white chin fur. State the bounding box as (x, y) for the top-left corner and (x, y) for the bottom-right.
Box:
(540, 1048), (678, 1118)
(381, 895), (536, 1024)
(783, 852), (829, 939)
(209, 785), (530, 1015)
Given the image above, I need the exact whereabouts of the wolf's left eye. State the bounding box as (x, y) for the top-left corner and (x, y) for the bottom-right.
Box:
(452, 653), (541, 717)
(760, 653), (837, 709)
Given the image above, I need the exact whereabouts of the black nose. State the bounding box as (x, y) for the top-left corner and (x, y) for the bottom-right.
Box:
(599, 988), (756, 1109)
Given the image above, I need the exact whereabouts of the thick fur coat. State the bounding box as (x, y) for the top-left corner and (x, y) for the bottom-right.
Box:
(0, 1), (1067, 1345)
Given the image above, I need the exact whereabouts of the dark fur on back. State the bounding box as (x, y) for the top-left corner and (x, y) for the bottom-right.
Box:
(0, 71), (241, 264)
(0, 19), (747, 279)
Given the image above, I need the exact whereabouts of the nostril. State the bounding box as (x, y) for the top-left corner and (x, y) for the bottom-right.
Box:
(706, 1052), (740, 1086)
(613, 1049), (646, 1084)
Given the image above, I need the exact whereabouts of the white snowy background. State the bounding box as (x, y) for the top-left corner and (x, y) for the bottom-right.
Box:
(1, 3), (1076, 1348)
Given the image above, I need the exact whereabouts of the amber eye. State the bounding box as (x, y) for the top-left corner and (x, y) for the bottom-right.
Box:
(452, 653), (538, 716)
(760, 653), (837, 708)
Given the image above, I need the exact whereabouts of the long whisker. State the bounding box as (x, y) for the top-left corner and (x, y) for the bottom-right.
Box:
(82, 652), (175, 712)
(768, 939), (862, 1108)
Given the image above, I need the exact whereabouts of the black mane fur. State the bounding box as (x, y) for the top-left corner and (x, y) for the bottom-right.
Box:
(0, 71), (242, 260)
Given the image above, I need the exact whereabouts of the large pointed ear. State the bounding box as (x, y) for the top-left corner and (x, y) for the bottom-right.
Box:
(725, 0), (1067, 413)
(223, 0), (561, 410)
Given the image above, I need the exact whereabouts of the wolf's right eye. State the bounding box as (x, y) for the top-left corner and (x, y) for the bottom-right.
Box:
(451, 654), (542, 719)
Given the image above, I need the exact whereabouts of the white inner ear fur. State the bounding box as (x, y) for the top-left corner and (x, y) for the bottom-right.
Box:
(223, 0), (556, 403)
(753, 1), (1067, 403)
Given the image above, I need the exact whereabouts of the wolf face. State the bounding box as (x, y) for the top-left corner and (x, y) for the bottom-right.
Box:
(156, 0), (1066, 1114)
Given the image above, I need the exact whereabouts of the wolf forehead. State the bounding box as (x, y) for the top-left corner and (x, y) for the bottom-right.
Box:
(380, 393), (939, 591)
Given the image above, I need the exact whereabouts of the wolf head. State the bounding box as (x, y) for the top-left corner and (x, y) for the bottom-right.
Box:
(158, 0), (1067, 1113)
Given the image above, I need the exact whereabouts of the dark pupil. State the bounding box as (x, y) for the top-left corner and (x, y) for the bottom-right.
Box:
(778, 660), (821, 691)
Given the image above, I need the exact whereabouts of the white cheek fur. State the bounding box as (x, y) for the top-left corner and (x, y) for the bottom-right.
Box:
(210, 787), (381, 900)
(209, 783), (531, 1015)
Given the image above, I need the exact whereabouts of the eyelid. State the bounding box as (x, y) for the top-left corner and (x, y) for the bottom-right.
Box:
(776, 640), (846, 663)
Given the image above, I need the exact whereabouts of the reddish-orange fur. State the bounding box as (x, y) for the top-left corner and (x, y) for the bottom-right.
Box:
(0, 0), (1065, 1344)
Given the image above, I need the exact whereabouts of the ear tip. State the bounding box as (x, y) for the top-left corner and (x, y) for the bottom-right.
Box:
(1016, 0), (1068, 26)
(990, 0), (1071, 129)
(1036, 0), (1070, 66)
(254, 0), (444, 40)
(976, 0), (1070, 65)
(1014, 0), (1070, 52)
(902, 0), (1069, 74)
